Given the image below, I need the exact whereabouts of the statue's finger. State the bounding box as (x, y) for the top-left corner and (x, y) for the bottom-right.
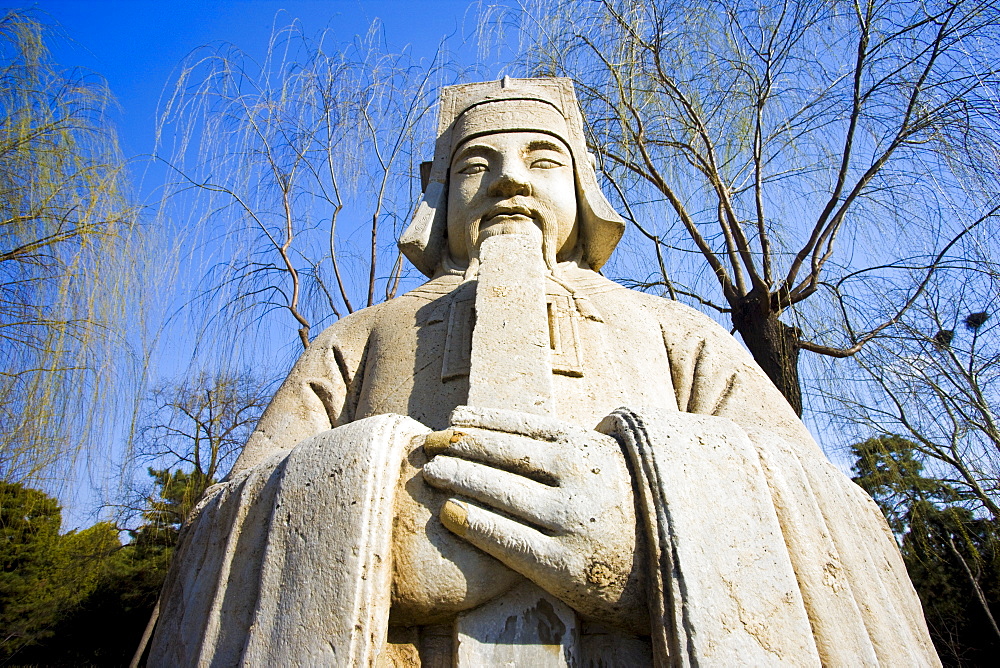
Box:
(424, 428), (560, 483)
(423, 455), (568, 531)
(440, 498), (564, 582)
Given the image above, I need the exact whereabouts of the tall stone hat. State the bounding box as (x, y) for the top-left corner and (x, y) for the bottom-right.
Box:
(399, 77), (626, 277)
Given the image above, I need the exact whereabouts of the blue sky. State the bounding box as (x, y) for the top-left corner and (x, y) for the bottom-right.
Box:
(25, 0), (490, 525)
(19, 1), (865, 526)
(31, 0), (481, 159)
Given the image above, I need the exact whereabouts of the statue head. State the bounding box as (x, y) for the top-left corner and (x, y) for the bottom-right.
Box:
(399, 77), (626, 277)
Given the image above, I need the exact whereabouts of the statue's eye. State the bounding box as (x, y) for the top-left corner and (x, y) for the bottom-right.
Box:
(531, 158), (563, 169)
(458, 162), (488, 175)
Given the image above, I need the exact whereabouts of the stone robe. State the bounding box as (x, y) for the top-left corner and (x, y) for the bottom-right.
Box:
(148, 265), (939, 666)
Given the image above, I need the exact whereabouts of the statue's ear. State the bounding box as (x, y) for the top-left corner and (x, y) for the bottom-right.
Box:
(420, 161), (433, 193)
(399, 181), (448, 278)
(576, 152), (625, 271)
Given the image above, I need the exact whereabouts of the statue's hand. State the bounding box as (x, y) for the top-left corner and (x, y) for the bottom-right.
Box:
(421, 406), (648, 633)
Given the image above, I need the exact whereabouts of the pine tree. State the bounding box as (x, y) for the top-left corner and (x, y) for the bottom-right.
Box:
(852, 436), (1000, 665)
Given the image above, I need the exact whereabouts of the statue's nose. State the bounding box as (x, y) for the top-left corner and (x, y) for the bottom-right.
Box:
(488, 168), (532, 198)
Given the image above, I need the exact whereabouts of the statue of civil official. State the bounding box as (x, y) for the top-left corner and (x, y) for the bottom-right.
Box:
(148, 78), (939, 667)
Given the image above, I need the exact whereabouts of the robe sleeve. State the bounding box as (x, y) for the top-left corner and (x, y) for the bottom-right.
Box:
(624, 296), (939, 666)
(655, 299), (817, 449)
(230, 312), (374, 475)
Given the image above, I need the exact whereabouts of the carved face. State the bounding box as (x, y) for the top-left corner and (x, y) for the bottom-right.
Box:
(446, 131), (579, 266)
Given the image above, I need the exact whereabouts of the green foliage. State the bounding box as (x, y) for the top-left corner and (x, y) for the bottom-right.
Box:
(0, 481), (62, 655)
(8, 372), (272, 664)
(851, 434), (963, 533)
(903, 504), (1000, 666)
(1, 467), (202, 666)
(852, 436), (1000, 665)
(18, 527), (171, 666)
(0, 481), (119, 662)
(132, 467), (213, 550)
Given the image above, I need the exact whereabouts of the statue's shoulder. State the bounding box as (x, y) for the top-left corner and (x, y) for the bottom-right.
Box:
(624, 288), (751, 361)
(575, 270), (731, 336)
(624, 287), (730, 332)
(308, 274), (464, 348)
(306, 302), (382, 351)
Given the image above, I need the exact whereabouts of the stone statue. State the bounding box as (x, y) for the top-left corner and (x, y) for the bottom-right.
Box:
(148, 78), (939, 666)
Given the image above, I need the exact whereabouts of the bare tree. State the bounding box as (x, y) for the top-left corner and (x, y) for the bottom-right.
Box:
(483, 0), (1000, 414)
(133, 370), (271, 517)
(0, 10), (142, 485)
(830, 256), (1000, 521)
(821, 251), (1000, 655)
(154, 18), (455, 355)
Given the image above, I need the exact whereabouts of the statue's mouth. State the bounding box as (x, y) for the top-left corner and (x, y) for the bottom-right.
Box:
(484, 204), (534, 222)
(476, 203), (544, 247)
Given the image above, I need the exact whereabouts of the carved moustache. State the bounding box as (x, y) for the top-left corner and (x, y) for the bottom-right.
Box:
(465, 199), (558, 269)
(470, 202), (542, 243)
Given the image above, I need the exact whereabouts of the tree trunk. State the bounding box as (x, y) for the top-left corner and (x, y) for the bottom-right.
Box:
(731, 296), (803, 416)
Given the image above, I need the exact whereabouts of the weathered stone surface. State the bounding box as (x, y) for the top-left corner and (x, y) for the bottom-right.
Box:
(455, 581), (578, 666)
(600, 410), (821, 665)
(148, 415), (428, 666)
(148, 77), (940, 668)
(467, 233), (553, 415)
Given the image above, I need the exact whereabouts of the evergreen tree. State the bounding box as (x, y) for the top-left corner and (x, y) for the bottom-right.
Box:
(0, 482), (118, 662)
(130, 467), (213, 550)
(20, 522), (171, 666)
(852, 436), (1000, 665)
(2, 469), (206, 665)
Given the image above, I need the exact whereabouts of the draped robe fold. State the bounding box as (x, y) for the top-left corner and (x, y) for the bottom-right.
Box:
(149, 267), (939, 667)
